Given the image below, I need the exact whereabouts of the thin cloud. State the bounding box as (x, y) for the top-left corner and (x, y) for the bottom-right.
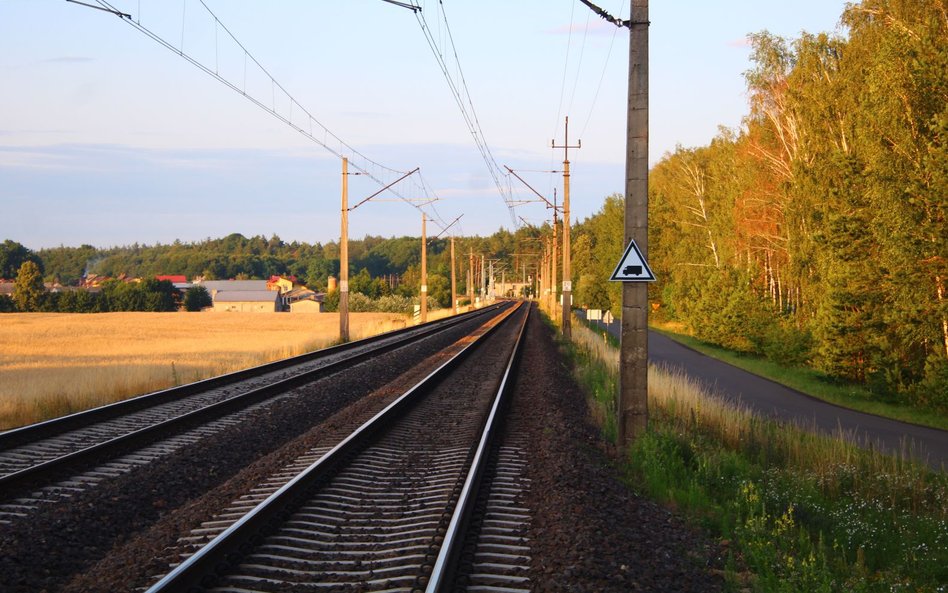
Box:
(41, 56), (95, 64)
(727, 37), (753, 48)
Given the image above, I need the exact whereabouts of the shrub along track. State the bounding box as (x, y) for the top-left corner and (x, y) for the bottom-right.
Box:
(2, 304), (724, 592)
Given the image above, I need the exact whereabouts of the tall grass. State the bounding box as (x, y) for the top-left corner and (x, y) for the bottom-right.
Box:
(566, 315), (948, 592)
(0, 312), (408, 430)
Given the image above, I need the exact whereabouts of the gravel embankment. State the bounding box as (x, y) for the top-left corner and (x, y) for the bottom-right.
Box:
(510, 306), (724, 592)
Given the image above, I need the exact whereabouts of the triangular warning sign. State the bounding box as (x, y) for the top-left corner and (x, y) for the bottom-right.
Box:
(609, 239), (656, 282)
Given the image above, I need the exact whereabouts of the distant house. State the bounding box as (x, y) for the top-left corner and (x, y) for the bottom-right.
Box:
(289, 299), (324, 313)
(43, 282), (72, 294)
(195, 280), (272, 312)
(0, 282), (13, 297)
(156, 275), (192, 292)
(268, 275), (299, 291)
(156, 275), (187, 284)
(288, 289), (326, 313)
(211, 290), (280, 313)
(199, 280), (269, 294)
(267, 276), (294, 294)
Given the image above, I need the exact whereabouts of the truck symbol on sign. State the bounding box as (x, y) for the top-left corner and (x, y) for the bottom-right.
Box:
(622, 265), (643, 276)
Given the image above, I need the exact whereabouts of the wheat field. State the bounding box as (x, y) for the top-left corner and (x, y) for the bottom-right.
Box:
(0, 311), (409, 430)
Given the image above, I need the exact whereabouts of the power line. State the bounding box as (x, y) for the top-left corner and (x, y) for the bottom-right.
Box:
(552, 0), (575, 141)
(579, 0), (627, 138)
(567, 8), (592, 118)
(408, 0), (517, 226)
(79, 0), (448, 228)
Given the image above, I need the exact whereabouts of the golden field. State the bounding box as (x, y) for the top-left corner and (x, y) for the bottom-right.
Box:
(0, 311), (409, 430)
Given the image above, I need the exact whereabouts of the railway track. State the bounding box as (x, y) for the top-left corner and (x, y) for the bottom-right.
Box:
(146, 301), (531, 593)
(0, 304), (508, 523)
(0, 303), (731, 593)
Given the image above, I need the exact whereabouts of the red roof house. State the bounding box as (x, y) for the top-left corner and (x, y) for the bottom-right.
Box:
(156, 275), (188, 283)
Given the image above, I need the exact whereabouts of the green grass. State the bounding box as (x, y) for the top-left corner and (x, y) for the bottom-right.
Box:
(650, 325), (948, 432)
(563, 317), (948, 593)
(625, 420), (948, 592)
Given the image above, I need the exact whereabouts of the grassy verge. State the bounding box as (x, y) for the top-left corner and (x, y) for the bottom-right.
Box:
(650, 323), (948, 432)
(564, 316), (948, 593)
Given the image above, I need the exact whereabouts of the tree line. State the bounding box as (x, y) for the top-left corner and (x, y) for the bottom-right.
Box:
(1, 226), (543, 313)
(571, 0), (947, 411)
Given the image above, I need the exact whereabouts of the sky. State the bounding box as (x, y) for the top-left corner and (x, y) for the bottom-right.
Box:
(0, 0), (850, 250)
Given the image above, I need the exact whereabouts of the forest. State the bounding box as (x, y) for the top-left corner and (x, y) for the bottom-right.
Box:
(572, 0), (947, 409)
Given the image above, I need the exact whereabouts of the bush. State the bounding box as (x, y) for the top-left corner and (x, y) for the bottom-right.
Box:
(321, 290), (420, 315)
(184, 286), (213, 311)
(373, 294), (415, 314)
(759, 320), (814, 366)
(347, 292), (374, 312)
(55, 289), (101, 313)
(909, 353), (948, 412)
(688, 270), (772, 354)
(323, 289), (339, 312)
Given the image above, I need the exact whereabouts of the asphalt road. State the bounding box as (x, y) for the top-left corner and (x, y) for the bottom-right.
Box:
(578, 312), (948, 470)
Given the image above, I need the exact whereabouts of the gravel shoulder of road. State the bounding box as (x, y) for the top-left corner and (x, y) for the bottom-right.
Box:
(514, 307), (725, 592)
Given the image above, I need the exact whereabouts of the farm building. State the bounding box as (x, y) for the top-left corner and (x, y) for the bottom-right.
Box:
(267, 276), (295, 294)
(156, 275), (191, 291)
(285, 287), (326, 313)
(211, 290), (280, 313)
(199, 280), (269, 293)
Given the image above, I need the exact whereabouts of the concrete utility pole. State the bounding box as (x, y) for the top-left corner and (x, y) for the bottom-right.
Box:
(340, 158), (350, 343)
(450, 236), (457, 314)
(480, 255), (486, 302)
(553, 117), (581, 338)
(488, 260), (495, 299)
(550, 190), (558, 319)
(539, 242), (547, 303)
(420, 213), (428, 323)
(620, 0), (650, 446)
(340, 163), (417, 340)
(468, 247), (474, 308)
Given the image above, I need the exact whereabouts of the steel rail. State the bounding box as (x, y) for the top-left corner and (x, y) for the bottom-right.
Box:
(425, 299), (528, 592)
(0, 303), (504, 450)
(0, 304), (502, 448)
(145, 301), (527, 593)
(0, 304), (510, 494)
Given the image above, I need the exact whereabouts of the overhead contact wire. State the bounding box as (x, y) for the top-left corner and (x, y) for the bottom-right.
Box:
(90, 0), (440, 218)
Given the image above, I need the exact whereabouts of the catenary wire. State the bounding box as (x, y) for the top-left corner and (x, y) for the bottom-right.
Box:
(87, 0), (449, 228)
(578, 0), (626, 138)
(409, 0), (517, 226)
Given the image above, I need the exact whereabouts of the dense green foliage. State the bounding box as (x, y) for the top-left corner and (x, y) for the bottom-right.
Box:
(13, 261), (45, 312)
(572, 0), (948, 409)
(4, 268), (178, 313)
(183, 285), (213, 312)
(1, 239), (43, 280)
(43, 279), (178, 313)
